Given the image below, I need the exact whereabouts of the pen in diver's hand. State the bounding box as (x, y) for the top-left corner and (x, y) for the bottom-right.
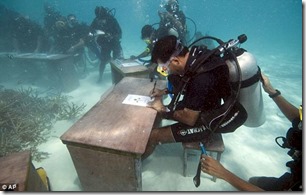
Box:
(152, 80), (157, 93)
(151, 80), (157, 99)
(193, 142), (207, 188)
(199, 142), (207, 155)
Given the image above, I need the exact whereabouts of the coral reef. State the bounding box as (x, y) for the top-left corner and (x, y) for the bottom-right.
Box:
(0, 87), (86, 161)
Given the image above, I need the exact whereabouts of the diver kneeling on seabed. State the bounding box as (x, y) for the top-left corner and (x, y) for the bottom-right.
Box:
(143, 33), (266, 160)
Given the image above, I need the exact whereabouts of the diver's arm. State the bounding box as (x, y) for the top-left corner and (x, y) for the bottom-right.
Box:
(148, 87), (200, 125)
(169, 13), (183, 31)
(133, 48), (150, 59)
(173, 108), (200, 126)
(148, 102), (200, 126)
(162, 11), (184, 33)
(271, 94), (299, 122)
(261, 73), (299, 122)
(72, 39), (85, 50)
(110, 17), (122, 40)
(201, 155), (264, 191)
(147, 96), (167, 113)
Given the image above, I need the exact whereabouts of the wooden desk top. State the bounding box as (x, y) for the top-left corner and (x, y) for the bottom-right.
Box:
(61, 77), (165, 155)
(0, 150), (31, 191)
(110, 59), (148, 74)
(0, 52), (72, 61)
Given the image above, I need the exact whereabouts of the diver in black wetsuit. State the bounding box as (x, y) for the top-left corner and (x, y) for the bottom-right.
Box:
(90, 6), (124, 83)
(158, 0), (187, 44)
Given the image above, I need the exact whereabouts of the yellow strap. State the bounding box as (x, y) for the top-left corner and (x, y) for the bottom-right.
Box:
(37, 167), (49, 190)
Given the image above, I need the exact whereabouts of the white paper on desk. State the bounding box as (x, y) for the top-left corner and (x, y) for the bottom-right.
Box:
(122, 94), (154, 107)
(121, 61), (141, 67)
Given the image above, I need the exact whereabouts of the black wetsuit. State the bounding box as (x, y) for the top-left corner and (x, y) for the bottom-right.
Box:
(52, 22), (89, 54)
(90, 13), (123, 82)
(158, 10), (187, 44)
(169, 64), (231, 142)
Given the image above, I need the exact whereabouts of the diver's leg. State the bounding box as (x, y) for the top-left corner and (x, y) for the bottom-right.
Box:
(112, 40), (124, 60)
(97, 47), (111, 83)
(87, 40), (102, 60)
(98, 61), (106, 83)
(142, 126), (175, 160)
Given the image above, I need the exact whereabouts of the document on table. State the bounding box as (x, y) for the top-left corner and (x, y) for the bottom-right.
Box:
(115, 59), (142, 67)
(122, 94), (154, 107)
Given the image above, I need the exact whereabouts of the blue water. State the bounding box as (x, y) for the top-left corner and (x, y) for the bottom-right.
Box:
(0, 0), (303, 192)
(1, 0), (302, 85)
(1, 0), (302, 56)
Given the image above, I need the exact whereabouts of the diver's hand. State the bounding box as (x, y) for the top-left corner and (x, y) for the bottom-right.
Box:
(147, 96), (166, 112)
(201, 154), (228, 180)
(260, 73), (277, 96)
(149, 88), (167, 98)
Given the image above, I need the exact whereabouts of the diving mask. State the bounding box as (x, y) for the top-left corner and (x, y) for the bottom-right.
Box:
(55, 21), (66, 29)
(157, 59), (171, 77)
(68, 16), (77, 27)
(156, 40), (184, 77)
(144, 39), (151, 45)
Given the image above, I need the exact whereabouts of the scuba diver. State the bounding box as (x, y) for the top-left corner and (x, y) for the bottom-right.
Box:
(130, 25), (159, 60)
(43, 3), (63, 52)
(65, 14), (92, 76)
(66, 14), (90, 54)
(158, 0), (187, 44)
(90, 6), (124, 83)
(201, 73), (302, 191)
(129, 24), (164, 81)
(51, 15), (88, 54)
(143, 33), (265, 161)
(142, 35), (245, 159)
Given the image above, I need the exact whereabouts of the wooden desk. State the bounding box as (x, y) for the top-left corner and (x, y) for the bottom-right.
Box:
(60, 77), (165, 191)
(0, 53), (79, 92)
(110, 59), (149, 84)
(0, 150), (47, 192)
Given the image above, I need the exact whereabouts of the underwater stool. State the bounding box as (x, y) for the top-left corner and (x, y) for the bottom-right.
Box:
(182, 133), (225, 182)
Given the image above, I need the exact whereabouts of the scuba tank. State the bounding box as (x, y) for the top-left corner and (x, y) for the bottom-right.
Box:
(226, 49), (266, 127)
(170, 34), (266, 130)
(237, 51), (265, 127)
